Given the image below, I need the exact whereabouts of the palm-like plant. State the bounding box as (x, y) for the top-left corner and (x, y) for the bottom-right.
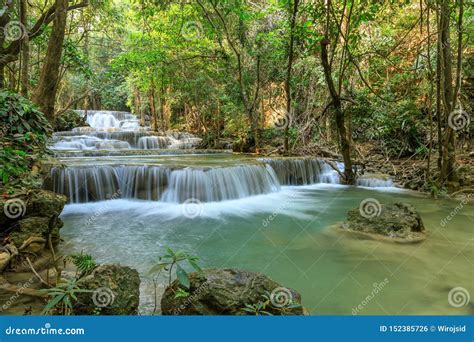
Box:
(41, 278), (91, 315)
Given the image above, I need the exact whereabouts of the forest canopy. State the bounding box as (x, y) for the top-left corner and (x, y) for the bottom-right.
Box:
(0, 0), (472, 192)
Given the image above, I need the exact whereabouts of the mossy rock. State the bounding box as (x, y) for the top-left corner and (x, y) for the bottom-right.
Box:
(74, 264), (140, 315)
(161, 268), (304, 315)
(341, 202), (427, 243)
(0, 190), (67, 227)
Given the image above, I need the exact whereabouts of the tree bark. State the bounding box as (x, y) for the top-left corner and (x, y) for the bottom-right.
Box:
(20, 0), (29, 97)
(284, 0), (299, 155)
(320, 38), (355, 185)
(149, 78), (158, 132)
(438, 0), (459, 189)
(34, 0), (69, 121)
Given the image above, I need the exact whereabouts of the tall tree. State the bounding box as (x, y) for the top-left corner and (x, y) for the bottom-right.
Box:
(320, 0), (355, 184)
(34, 0), (69, 121)
(283, 0), (299, 155)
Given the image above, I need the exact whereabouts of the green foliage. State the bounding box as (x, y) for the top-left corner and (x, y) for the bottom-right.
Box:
(66, 252), (97, 277)
(54, 110), (87, 132)
(149, 246), (202, 289)
(40, 278), (92, 316)
(174, 287), (190, 299)
(0, 91), (52, 188)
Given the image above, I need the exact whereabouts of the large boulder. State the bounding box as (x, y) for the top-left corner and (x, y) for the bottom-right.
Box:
(0, 190), (66, 265)
(342, 202), (426, 243)
(74, 264), (140, 315)
(161, 268), (304, 315)
(0, 190), (67, 228)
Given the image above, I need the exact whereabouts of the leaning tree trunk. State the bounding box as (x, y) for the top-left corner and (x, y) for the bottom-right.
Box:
(320, 38), (355, 185)
(34, 0), (68, 121)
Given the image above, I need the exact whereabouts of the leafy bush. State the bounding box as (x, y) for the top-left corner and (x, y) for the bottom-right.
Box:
(54, 110), (87, 132)
(0, 91), (52, 187)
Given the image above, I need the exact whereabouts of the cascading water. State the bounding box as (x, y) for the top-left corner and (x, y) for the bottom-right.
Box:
(47, 157), (346, 204)
(259, 158), (341, 185)
(47, 110), (396, 204)
(51, 110), (202, 151)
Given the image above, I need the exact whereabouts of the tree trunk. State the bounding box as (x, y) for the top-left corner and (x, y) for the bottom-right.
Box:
(34, 0), (68, 121)
(284, 0), (299, 155)
(20, 0), (29, 97)
(438, 0), (459, 190)
(320, 38), (355, 185)
(149, 80), (158, 132)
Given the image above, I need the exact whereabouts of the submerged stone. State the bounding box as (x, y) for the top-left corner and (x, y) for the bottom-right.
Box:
(341, 202), (427, 243)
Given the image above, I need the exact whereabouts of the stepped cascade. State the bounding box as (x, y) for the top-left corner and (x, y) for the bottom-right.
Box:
(46, 110), (395, 204)
(51, 110), (203, 151)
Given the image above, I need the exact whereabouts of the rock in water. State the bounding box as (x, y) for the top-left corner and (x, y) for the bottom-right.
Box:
(161, 268), (304, 315)
(74, 264), (140, 315)
(342, 202), (426, 243)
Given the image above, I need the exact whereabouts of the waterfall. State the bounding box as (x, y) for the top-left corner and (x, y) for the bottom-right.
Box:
(49, 164), (280, 203)
(85, 110), (140, 130)
(259, 158), (341, 185)
(357, 177), (394, 187)
(161, 165), (280, 203)
(137, 136), (170, 149)
(51, 166), (120, 203)
(52, 110), (201, 151)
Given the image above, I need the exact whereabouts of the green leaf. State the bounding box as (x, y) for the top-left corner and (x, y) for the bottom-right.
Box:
(175, 265), (190, 288)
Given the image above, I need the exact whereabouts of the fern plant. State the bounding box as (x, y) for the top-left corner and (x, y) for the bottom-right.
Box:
(66, 252), (97, 278)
